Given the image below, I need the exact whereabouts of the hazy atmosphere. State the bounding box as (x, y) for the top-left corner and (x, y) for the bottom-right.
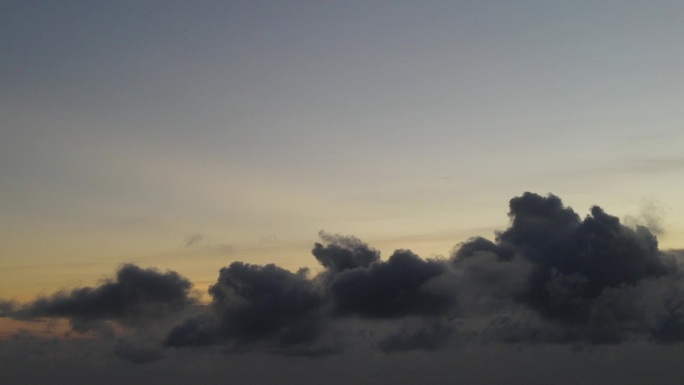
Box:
(2, 1), (684, 384)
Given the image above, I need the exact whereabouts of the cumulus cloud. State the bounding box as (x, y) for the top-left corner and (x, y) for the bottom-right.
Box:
(166, 234), (453, 354)
(452, 192), (679, 345)
(165, 262), (328, 354)
(623, 198), (667, 236)
(162, 194), (684, 357)
(313, 231), (380, 273)
(327, 249), (449, 318)
(0, 300), (17, 317)
(9, 192), (684, 363)
(15, 264), (195, 332)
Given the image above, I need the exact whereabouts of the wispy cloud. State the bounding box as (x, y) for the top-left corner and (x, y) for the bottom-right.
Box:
(183, 234), (203, 248)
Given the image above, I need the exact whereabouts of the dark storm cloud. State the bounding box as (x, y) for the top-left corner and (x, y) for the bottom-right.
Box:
(377, 320), (455, 353)
(164, 198), (684, 356)
(163, 313), (218, 348)
(506, 194), (667, 316)
(452, 236), (515, 262)
(327, 249), (450, 318)
(114, 338), (166, 365)
(10, 192), (684, 362)
(314, 234), (452, 319)
(19, 264), (195, 331)
(166, 262), (329, 353)
(313, 231), (380, 273)
(0, 299), (17, 316)
(453, 192), (682, 345)
(166, 233), (459, 355)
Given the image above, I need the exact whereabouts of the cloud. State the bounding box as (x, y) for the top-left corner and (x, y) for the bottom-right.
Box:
(327, 249), (450, 318)
(623, 198), (666, 236)
(113, 338), (166, 365)
(163, 195), (684, 357)
(165, 262), (329, 353)
(377, 320), (454, 353)
(16, 264), (195, 332)
(452, 192), (679, 344)
(218, 243), (235, 253)
(9, 192), (684, 363)
(166, 233), (453, 354)
(183, 234), (203, 248)
(0, 300), (17, 317)
(313, 231), (380, 273)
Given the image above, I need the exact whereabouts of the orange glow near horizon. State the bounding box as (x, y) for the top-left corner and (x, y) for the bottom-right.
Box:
(0, 318), (132, 340)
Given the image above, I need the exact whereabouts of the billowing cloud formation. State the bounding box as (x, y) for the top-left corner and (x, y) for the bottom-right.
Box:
(312, 231), (380, 272)
(0, 300), (17, 317)
(15, 264), (195, 332)
(7, 193), (684, 362)
(165, 236), (452, 353)
(166, 262), (326, 352)
(166, 192), (684, 355)
(327, 249), (449, 318)
(455, 193), (680, 344)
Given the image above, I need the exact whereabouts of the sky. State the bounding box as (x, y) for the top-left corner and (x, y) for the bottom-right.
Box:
(1, 1), (684, 384)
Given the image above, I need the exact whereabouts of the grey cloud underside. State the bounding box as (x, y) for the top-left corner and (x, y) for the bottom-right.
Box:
(114, 338), (166, 365)
(167, 193), (684, 355)
(0, 300), (17, 317)
(11, 264), (196, 332)
(7, 193), (684, 362)
(165, 262), (328, 353)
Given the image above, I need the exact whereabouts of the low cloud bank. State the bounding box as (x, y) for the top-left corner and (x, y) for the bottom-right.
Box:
(165, 192), (684, 355)
(5, 192), (684, 361)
